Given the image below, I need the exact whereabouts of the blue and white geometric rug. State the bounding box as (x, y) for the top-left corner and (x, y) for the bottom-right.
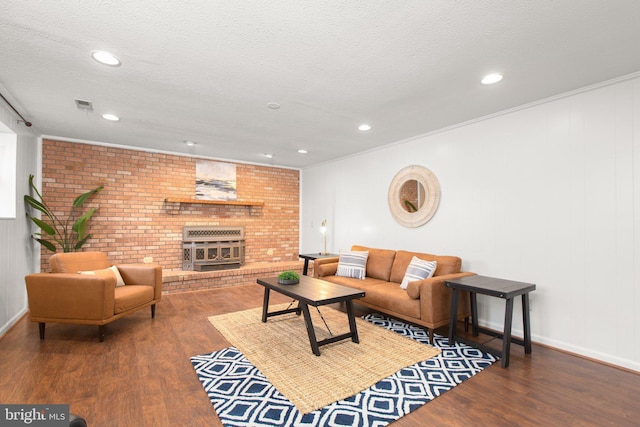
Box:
(191, 313), (497, 427)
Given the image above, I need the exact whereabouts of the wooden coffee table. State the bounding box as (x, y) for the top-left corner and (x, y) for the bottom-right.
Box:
(257, 275), (365, 356)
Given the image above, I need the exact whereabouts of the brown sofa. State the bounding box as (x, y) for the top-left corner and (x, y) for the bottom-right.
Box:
(313, 245), (474, 343)
(25, 252), (162, 341)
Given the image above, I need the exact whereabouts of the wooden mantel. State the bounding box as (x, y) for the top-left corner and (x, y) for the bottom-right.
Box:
(164, 197), (264, 207)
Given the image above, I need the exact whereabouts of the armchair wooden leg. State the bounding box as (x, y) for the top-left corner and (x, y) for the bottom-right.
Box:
(39, 322), (45, 340)
(151, 304), (156, 318)
(464, 317), (470, 332)
(98, 325), (105, 342)
(428, 328), (434, 345)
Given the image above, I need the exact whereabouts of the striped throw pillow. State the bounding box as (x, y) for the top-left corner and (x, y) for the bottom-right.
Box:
(400, 256), (437, 289)
(336, 251), (369, 280)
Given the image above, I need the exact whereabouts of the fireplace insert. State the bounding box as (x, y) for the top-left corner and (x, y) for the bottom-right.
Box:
(182, 226), (245, 271)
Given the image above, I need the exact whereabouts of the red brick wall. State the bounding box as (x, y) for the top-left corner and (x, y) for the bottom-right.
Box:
(39, 139), (300, 271)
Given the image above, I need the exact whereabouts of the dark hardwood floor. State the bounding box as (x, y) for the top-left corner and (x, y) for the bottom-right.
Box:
(1, 284), (638, 426)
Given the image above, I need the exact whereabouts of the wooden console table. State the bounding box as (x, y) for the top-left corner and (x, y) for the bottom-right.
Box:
(446, 275), (536, 368)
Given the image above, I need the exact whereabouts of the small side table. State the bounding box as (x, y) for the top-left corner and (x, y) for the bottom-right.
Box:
(299, 253), (339, 276)
(446, 275), (536, 368)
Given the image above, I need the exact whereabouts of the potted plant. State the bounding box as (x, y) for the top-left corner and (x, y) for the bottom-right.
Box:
(24, 174), (104, 252)
(278, 270), (300, 285)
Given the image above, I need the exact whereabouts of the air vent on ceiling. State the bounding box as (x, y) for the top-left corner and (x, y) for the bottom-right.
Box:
(74, 99), (93, 111)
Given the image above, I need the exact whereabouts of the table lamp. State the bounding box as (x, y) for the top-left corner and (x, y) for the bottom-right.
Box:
(320, 219), (327, 255)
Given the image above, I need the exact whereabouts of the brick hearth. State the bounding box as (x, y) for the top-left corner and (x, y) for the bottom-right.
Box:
(162, 260), (305, 293)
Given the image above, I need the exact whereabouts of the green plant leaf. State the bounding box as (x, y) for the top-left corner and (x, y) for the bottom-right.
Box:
(73, 218), (87, 239)
(73, 186), (103, 207)
(25, 175), (102, 253)
(29, 217), (55, 235)
(72, 207), (98, 238)
(25, 191), (55, 224)
(34, 237), (57, 252)
(75, 207), (98, 225)
(75, 234), (92, 250)
(24, 195), (49, 215)
(28, 174), (44, 202)
(404, 200), (418, 212)
(278, 270), (300, 280)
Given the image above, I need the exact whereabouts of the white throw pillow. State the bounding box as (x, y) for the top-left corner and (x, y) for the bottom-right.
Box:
(109, 265), (126, 287)
(400, 256), (437, 289)
(79, 265), (126, 287)
(336, 251), (369, 280)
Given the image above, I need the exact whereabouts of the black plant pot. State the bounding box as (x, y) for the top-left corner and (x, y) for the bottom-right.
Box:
(278, 279), (299, 285)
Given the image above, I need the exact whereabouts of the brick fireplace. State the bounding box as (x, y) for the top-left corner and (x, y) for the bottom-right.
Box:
(40, 139), (300, 273)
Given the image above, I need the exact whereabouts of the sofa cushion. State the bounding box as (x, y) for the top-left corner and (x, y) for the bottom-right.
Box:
(351, 245), (396, 281)
(355, 282), (421, 319)
(321, 276), (420, 319)
(50, 251), (111, 273)
(400, 256), (437, 289)
(321, 275), (389, 291)
(336, 250), (368, 280)
(390, 250), (462, 283)
(315, 260), (338, 278)
(114, 285), (154, 314)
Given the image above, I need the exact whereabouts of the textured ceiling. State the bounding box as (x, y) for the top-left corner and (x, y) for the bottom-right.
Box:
(1, 1), (640, 168)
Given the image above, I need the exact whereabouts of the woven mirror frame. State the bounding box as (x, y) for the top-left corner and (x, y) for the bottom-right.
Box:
(388, 165), (441, 228)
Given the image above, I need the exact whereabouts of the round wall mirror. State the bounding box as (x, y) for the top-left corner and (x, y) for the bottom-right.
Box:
(398, 179), (426, 212)
(388, 165), (440, 228)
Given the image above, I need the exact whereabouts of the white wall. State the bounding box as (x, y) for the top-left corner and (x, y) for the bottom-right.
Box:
(301, 74), (640, 372)
(0, 97), (39, 337)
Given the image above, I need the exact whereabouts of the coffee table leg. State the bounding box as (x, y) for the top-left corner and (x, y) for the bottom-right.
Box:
(261, 288), (270, 323)
(502, 297), (514, 368)
(300, 303), (321, 356)
(345, 300), (359, 343)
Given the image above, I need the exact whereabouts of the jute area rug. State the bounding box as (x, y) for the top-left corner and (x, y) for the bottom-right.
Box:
(208, 303), (440, 414)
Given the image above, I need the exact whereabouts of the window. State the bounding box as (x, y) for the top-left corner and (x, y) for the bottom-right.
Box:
(0, 121), (17, 219)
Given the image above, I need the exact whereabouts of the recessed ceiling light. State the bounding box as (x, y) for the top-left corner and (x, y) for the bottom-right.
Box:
(184, 140), (196, 147)
(298, 149), (308, 154)
(358, 124), (372, 131)
(102, 113), (120, 121)
(91, 50), (121, 67)
(264, 153), (274, 159)
(481, 73), (503, 85)
(267, 102), (281, 110)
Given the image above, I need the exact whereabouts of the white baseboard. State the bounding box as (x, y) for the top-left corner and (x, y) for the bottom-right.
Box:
(478, 319), (640, 373)
(0, 307), (28, 339)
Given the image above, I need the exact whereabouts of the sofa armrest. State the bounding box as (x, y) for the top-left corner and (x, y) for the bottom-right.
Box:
(313, 257), (339, 278)
(117, 264), (163, 300)
(25, 273), (115, 321)
(406, 272), (475, 325)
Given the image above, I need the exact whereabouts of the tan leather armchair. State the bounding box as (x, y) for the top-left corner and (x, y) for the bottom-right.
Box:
(25, 252), (162, 341)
